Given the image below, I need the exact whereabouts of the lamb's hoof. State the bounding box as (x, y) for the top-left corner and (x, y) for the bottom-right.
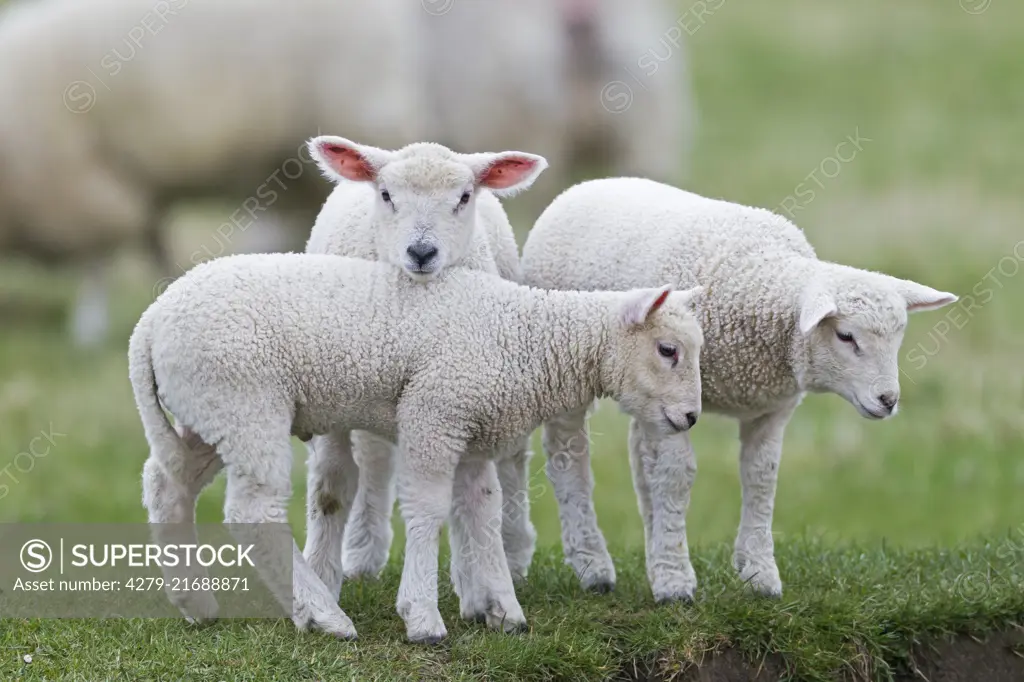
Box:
(735, 556), (783, 598)
(571, 553), (616, 593)
(409, 633), (446, 646)
(499, 619), (529, 635)
(171, 590), (219, 624)
(401, 602), (447, 644)
(483, 598), (527, 634)
(341, 541), (390, 581)
(584, 579), (615, 594)
(654, 590), (695, 605)
(651, 567), (698, 604)
(508, 564), (530, 585)
(504, 546), (534, 585)
(293, 602), (358, 640)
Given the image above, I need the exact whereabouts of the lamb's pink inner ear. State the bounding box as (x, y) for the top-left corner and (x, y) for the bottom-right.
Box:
(320, 143), (375, 182)
(479, 157), (537, 190)
(649, 289), (671, 316)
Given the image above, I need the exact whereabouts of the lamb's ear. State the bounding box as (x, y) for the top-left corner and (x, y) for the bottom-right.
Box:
(799, 285), (837, 335)
(621, 284), (674, 327)
(892, 278), (958, 313)
(671, 285), (704, 312)
(461, 152), (548, 197)
(307, 135), (393, 184)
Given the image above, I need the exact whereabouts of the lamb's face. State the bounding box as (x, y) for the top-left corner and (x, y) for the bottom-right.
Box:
(374, 158), (479, 281)
(307, 136), (546, 282)
(615, 287), (705, 436)
(799, 270), (957, 419)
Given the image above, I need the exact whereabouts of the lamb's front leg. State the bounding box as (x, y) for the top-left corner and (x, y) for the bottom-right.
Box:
(395, 431), (459, 644)
(734, 403), (798, 597)
(302, 428), (360, 602)
(449, 457), (527, 632)
(628, 419), (698, 603)
(495, 436), (536, 582)
(542, 404), (616, 592)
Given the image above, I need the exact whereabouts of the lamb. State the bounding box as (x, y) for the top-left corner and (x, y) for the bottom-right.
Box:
(0, 0), (418, 345)
(129, 251), (704, 642)
(520, 177), (959, 600)
(300, 136), (545, 592)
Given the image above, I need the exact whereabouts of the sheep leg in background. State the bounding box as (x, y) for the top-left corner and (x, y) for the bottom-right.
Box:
(541, 403), (616, 592)
(302, 429), (360, 603)
(341, 430), (397, 580)
(448, 457), (527, 631)
(69, 259), (110, 347)
(221, 427), (357, 639)
(141, 425), (224, 622)
(495, 437), (536, 582)
(628, 418), (698, 603)
(733, 401), (799, 597)
(142, 204), (176, 278)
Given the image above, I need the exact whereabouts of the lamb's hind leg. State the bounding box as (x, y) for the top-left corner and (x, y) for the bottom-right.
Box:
(303, 428), (360, 602)
(341, 430), (397, 580)
(141, 425), (223, 622)
(220, 427), (356, 639)
(734, 402), (799, 597)
(449, 458), (527, 631)
(629, 419), (698, 603)
(542, 404), (615, 592)
(495, 436), (536, 583)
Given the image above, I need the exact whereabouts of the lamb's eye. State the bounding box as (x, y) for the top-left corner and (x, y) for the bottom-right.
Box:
(459, 191), (471, 206)
(836, 330), (855, 344)
(380, 189), (392, 204)
(657, 342), (678, 360)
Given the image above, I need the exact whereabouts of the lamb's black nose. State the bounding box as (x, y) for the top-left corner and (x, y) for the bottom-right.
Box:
(686, 412), (698, 428)
(877, 391), (898, 412)
(407, 244), (438, 268)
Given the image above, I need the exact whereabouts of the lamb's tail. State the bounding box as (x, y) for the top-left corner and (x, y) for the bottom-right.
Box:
(128, 310), (187, 470)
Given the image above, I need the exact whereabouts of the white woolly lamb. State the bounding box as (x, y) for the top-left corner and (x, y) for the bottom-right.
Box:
(300, 136), (544, 590)
(520, 177), (958, 600)
(129, 252), (704, 642)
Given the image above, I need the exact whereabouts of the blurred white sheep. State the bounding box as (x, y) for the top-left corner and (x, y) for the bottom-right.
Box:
(417, 0), (695, 219)
(0, 0), (419, 345)
(0, 0), (694, 345)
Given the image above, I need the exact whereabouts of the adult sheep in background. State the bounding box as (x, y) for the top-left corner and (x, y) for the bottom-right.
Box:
(520, 178), (958, 601)
(0, 0), (418, 345)
(417, 0), (694, 223)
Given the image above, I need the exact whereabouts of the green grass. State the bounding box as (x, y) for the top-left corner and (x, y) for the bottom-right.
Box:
(2, 541), (1023, 680)
(1, 0), (1023, 678)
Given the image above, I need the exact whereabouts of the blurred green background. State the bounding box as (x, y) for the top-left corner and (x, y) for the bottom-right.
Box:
(0, 0), (1021, 559)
